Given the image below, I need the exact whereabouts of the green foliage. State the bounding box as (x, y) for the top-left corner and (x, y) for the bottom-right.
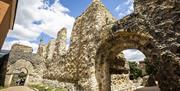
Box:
(144, 58), (158, 75)
(29, 84), (67, 91)
(129, 62), (142, 80)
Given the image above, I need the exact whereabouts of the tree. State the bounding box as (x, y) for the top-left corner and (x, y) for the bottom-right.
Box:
(129, 62), (142, 80)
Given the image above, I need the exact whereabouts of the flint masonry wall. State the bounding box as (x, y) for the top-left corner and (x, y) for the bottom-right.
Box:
(96, 0), (180, 90)
(133, 0), (180, 90)
(44, 0), (116, 90)
(40, 0), (180, 91)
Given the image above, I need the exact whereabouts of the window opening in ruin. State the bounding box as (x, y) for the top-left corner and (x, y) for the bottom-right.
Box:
(110, 49), (147, 90)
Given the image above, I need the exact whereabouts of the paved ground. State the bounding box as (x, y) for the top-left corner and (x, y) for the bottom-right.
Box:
(0, 86), (34, 91)
(135, 86), (160, 91)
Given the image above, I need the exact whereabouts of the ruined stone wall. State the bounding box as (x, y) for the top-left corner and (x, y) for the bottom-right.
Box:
(111, 74), (133, 91)
(67, 2), (115, 89)
(41, 0), (179, 91)
(46, 39), (56, 60)
(97, 0), (180, 90)
(110, 53), (130, 74)
(5, 44), (47, 86)
(56, 27), (67, 56)
(133, 0), (180, 90)
(43, 28), (70, 83)
(42, 79), (76, 91)
(110, 53), (132, 91)
(52, 27), (67, 60)
(44, 0), (116, 90)
(37, 28), (67, 64)
(11, 44), (33, 53)
(37, 43), (48, 58)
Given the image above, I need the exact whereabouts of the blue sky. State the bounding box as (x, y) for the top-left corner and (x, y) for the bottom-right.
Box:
(2, 0), (145, 61)
(60, 0), (123, 18)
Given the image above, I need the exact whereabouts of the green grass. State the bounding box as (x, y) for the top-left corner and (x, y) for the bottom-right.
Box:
(0, 86), (5, 90)
(29, 84), (67, 91)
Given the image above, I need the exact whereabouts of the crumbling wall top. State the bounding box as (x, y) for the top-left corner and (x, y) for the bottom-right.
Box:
(11, 44), (33, 53)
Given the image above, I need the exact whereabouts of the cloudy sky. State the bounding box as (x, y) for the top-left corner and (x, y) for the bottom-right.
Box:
(2, 0), (145, 61)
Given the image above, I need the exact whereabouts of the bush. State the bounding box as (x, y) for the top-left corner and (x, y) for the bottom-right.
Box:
(129, 62), (142, 80)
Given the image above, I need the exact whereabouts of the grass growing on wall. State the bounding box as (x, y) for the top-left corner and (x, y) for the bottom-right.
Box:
(29, 84), (67, 91)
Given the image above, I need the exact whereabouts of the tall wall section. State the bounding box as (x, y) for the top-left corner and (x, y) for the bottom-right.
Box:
(44, 0), (116, 90)
(133, 0), (180, 90)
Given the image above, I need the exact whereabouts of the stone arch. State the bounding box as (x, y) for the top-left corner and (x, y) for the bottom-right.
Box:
(8, 59), (34, 74)
(19, 67), (29, 75)
(95, 31), (160, 91)
(10, 67), (28, 86)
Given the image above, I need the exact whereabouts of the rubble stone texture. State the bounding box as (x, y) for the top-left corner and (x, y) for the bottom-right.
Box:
(39, 0), (179, 91)
(37, 43), (48, 58)
(46, 39), (56, 60)
(134, 0), (180, 90)
(42, 79), (76, 90)
(11, 44), (33, 53)
(44, 1), (116, 91)
(41, 28), (69, 80)
(111, 74), (133, 91)
(109, 53), (132, 90)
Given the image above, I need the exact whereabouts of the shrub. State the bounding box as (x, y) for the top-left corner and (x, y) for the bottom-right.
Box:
(129, 62), (142, 80)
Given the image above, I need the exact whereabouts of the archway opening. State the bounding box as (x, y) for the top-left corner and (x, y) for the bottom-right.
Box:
(122, 49), (146, 80)
(124, 49), (158, 85)
(11, 68), (28, 86)
(110, 49), (159, 91)
(95, 31), (160, 91)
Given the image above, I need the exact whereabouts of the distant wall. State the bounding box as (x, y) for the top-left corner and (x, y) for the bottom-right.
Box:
(4, 44), (46, 87)
(11, 44), (33, 53)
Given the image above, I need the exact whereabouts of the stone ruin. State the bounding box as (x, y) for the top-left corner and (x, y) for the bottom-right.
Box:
(1, 0), (179, 91)
(3, 44), (46, 87)
(38, 0), (180, 91)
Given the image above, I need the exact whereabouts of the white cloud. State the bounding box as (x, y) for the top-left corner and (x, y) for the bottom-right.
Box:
(123, 49), (146, 61)
(8, 24), (40, 41)
(2, 40), (38, 53)
(3, 0), (75, 52)
(115, 0), (134, 19)
(7, 0), (75, 41)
